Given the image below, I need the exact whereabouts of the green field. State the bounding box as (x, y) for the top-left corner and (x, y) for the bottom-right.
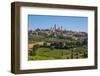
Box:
(28, 47), (87, 60)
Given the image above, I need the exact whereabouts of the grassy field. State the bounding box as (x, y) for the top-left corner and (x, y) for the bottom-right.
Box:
(28, 47), (87, 60)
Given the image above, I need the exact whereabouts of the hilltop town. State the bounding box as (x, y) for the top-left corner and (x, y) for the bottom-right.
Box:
(29, 24), (87, 41)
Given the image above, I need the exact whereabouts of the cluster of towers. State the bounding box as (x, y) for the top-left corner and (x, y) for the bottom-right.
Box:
(50, 24), (63, 32)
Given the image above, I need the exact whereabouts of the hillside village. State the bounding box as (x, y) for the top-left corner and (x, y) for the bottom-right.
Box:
(29, 24), (87, 41)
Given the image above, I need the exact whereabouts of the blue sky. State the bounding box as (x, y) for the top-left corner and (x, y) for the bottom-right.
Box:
(28, 15), (88, 32)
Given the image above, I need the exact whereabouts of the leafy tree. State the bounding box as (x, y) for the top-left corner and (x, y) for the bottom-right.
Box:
(28, 50), (33, 56)
(76, 40), (82, 47)
(58, 35), (65, 39)
(43, 42), (47, 46)
(50, 46), (54, 50)
(83, 51), (88, 58)
(35, 28), (40, 31)
(32, 44), (40, 55)
(82, 38), (87, 46)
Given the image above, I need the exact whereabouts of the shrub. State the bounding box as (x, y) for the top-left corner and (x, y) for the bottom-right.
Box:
(43, 42), (47, 46)
(32, 44), (40, 56)
(50, 46), (55, 50)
